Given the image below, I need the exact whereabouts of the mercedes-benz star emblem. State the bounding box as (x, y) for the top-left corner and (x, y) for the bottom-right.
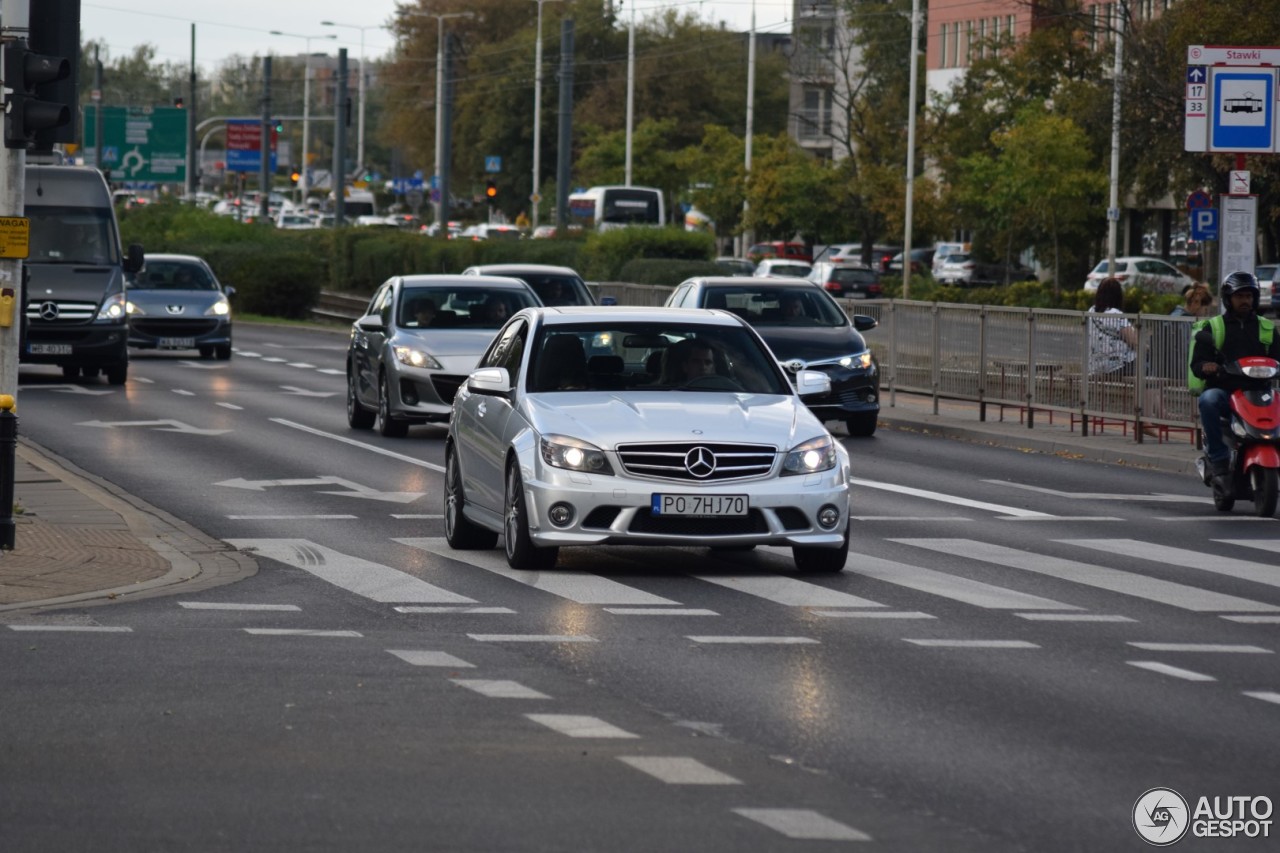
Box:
(784, 359), (806, 373)
(684, 446), (717, 478)
(38, 301), (59, 320)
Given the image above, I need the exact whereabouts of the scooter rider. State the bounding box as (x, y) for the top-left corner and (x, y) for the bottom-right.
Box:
(1189, 271), (1280, 484)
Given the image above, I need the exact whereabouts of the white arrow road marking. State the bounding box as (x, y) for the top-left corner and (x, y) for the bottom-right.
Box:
(20, 384), (114, 395)
(985, 480), (1208, 503)
(77, 419), (231, 435)
(215, 475), (423, 503)
(279, 385), (339, 397)
(849, 477), (1053, 518)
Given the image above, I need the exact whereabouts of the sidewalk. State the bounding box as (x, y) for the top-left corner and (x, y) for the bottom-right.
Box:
(0, 392), (1200, 616)
(0, 438), (256, 617)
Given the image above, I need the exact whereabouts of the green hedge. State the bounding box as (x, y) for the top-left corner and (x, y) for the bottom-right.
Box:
(617, 258), (723, 286)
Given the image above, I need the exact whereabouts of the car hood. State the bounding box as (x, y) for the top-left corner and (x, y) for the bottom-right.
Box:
(523, 392), (823, 450)
(755, 325), (867, 362)
(127, 288), (226, 314)
(394, 328), (499, 357)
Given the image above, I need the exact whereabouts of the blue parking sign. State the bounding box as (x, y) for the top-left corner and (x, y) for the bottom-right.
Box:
(1190, 207), (1218, 241)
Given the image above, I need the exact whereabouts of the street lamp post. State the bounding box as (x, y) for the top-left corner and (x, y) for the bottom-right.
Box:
(321, 20), (378, 180)
(270, 30), (337, 200)
(405, 10), (474, 232)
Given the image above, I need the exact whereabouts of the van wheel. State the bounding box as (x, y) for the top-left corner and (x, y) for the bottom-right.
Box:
(215, 345), (232, 360)
(61, 366), (81, 380)
(199, 346), (214, 359)
(105, 364), (128, 386)
(846, 413), (878, 437)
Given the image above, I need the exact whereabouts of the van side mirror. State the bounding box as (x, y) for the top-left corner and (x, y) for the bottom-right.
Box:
(124, 244), (144, 274)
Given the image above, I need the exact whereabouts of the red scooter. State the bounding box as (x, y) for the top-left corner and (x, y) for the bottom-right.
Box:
(1197, 357), (1280, 517)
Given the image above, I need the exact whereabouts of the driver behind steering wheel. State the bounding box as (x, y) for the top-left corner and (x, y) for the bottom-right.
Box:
(661, 338), (720, 385)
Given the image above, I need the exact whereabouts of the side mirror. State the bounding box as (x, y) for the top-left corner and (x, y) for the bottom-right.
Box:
(794, 369), (832, 398)
(356, 317), (386, 333)
(467, 367), (512, 397)
(852, 314), (878, 332)
(124, 243), (145, 274)
(223, 285), (237, 298)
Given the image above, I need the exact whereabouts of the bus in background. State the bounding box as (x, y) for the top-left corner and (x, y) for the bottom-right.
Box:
(567, 185), (664, 231)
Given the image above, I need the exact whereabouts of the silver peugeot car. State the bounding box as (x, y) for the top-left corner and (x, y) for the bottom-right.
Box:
(126, 253), (234, 360)
(444, 306), (851, 573)
(347, 274), (542, 436)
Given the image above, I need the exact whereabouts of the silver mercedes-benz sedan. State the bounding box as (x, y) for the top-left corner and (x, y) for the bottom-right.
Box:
(445, 306), (851, 573)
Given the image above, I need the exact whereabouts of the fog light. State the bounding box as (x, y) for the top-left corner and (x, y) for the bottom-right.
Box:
(817, 505), (841, 529)
(548, 502), (575, 527)
(400, 379), (419, 406)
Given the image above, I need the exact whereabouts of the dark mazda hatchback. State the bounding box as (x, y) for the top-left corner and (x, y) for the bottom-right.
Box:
(665, 276), (880, 436)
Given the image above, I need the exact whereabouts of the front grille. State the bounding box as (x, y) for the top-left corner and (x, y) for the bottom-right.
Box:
(616, 442), (776, 482)
(630, 509), (768, 536)
(26, 300), (97, 323)
(582, 506), (622, 529)
(430, 374), (466, 404)
(131, 318), (221, 336)
(775, 507), (810, 530)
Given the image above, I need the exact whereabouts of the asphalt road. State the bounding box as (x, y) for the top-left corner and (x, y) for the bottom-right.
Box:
(4, 322), (1277, 852)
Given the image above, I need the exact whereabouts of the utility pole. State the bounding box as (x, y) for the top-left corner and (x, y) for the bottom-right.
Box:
(554, 19), (574, 234)
(531, 0), (560, 231)
(258, 56), (271, 221)
(333, 49), (349, 227)
(185, 24), (197, 199)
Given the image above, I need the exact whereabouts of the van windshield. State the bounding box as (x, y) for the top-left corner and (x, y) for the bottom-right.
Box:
(25, 205), (120, 265)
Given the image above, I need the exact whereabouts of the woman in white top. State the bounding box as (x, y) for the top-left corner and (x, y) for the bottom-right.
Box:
(1087, 277), (1138, 376)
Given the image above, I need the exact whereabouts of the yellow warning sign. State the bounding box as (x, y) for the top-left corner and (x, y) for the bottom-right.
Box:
(0, 217), (30, 259)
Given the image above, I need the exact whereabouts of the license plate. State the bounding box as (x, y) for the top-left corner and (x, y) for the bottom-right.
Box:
(651, 494), (748, 517)
(849, 292), (867, 299)
(158, 337), (196, 348)
(28, 343), (72, 355)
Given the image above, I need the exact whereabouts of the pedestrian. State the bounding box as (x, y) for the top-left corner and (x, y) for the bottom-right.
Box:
(1087, 277), (1138, 376)
(1171, 282), (1214, 317)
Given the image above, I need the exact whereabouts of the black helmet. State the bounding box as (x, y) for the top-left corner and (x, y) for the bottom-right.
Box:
(1221, 270), (1260, 311)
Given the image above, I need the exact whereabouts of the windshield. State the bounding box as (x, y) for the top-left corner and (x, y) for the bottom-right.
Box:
(601, 190), (661, 225)
(512, 274), (592, 307)
(25, 205), (120, 265)
(399, 286), (540, 329)
(528, 322), (791, 395)
(703, 286), (848, 328)
(134, 260), (218, 290)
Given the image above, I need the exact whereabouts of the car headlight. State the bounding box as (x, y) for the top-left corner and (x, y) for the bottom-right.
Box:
(97, 292), (127, 321)
(838, 351), (874, 370)
(125, 300), (145, 316)
(541, 434), (614, 475)
(205, 299), (231, 317)
(393, 345), (443, 369)
(782, 435), (837, 476)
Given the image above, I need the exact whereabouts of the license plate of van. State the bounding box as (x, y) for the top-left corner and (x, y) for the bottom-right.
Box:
(28, 344), (72, 355)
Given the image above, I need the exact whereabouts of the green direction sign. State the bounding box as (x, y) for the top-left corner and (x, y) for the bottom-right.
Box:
(83, 106), (187, 183)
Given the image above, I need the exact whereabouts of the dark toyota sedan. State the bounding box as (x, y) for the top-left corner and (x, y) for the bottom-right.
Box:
(665, 276), (880, 436)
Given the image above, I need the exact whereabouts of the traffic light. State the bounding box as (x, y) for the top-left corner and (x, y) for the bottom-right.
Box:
(290, 166), (301, 186)
(26, 0), (80, 150)
(275, 120), (285, 134)
(3, 39), (71, 149)
(485, 180), (498, 204)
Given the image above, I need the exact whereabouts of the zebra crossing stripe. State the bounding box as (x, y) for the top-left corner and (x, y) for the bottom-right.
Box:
(525, 714), (638, 738)
(731, 808), (871, 841)
(398, 537), (679, 605)
(226, 539), (476, 604)
(896, 539), (1280, 613)
(387, 650), (475, 668)
(617, 756), (742, 785)
(1065, 540), (1280, 591)
(850, 554), (1081, 610)
(450, 679), (550, 699)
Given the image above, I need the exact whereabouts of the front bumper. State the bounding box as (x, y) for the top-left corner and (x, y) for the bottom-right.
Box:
(22, 321), (129, 368)
(128, 318), (232, 350)
(518, 458), (851, 550)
